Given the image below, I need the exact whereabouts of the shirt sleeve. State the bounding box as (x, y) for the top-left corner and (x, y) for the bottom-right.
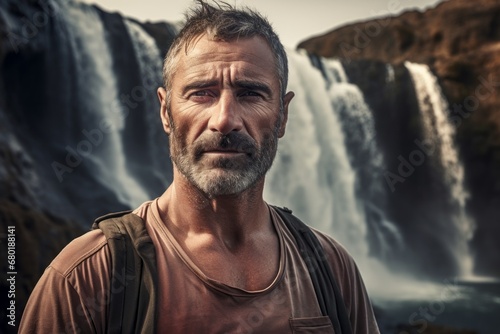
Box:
(314, 230), (381, 334)
(19, 266), (97, 333)
(19, 230), (111, 334)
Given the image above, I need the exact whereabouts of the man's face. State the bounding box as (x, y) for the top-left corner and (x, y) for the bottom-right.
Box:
(159, 35), (293, 198)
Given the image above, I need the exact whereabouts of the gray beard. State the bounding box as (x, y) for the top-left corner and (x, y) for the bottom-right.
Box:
(170, 127), (279, 198)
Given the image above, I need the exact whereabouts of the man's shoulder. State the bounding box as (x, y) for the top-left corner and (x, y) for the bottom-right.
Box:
(270, 205), (357, 274)
(49, 229), (109, 277)
(132, 199), (155, 219)
(310, 227), (355, 268)
(49, 201), (156, 278)
(22, 229), (113, 333)
(310, 227), (357, 272)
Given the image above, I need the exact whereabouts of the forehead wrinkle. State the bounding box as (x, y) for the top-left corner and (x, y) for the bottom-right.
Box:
(174, 36), (279, 95)
(180, 64), (273, 92)
(183, 52), (274, 75)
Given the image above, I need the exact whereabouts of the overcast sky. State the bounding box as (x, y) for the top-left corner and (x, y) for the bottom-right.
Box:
(79, 0), (445, 48)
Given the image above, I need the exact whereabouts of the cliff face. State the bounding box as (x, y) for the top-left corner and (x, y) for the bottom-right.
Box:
(298, 0), (500, 277)
(298, 0), (500, 65)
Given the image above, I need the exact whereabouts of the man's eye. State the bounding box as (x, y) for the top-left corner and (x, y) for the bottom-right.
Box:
(189, 90), (214, 101)
(193, 90), (210, 97)
(240, 91), (261, 98)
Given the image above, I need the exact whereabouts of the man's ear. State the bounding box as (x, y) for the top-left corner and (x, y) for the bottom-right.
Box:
(278, 91), (294, 138)
(157, 87), (171, 135)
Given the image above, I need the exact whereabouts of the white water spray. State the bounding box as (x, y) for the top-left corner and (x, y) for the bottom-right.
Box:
(124, 19), (170, 189)
(62, 2), (149, 208)
(405, 61), (475, 277)
(386, 64), (395, 83)
(265, 53), (466, 300)
(322, 58), (404, 259)
(265, 50), (367, 258)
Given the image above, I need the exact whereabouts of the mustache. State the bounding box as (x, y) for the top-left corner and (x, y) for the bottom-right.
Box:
(193, 132), (257, 157)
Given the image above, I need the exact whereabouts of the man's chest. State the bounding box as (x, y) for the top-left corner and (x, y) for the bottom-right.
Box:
(153, 243), (332, 333)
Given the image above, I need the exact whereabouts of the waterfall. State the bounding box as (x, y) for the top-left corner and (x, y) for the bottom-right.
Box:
(405, 61), (475, 277)
(385, 64), (395, 83)
(61, 2), (149, 207)
(320, 58), (404, 260)
(322, 58), (383, 173)
(124, 19), (171, 192)
(264, 53), (477, 296)
(265, 50), (368, 259)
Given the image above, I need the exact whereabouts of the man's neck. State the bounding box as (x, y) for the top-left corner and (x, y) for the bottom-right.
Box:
(156, 169), (280, 290)
(157, 172), (271, 250)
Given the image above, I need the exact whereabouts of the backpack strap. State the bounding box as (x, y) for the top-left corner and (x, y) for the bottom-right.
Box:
(92, 210), (158, 334)
(272, 206), (353, 334)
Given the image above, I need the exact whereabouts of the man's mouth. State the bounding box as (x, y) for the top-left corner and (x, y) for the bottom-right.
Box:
(202, 149), (247, 156)
(194, 133), (257, 159)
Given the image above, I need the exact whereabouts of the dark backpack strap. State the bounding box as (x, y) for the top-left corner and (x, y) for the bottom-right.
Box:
(272, 206), (353, 334)
(92, 211), (158, 334)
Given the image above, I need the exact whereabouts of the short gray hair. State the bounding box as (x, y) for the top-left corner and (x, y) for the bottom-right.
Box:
(162, 0), (288, 109)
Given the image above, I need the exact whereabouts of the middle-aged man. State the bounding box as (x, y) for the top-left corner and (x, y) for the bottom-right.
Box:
(20, 1), (380, 333)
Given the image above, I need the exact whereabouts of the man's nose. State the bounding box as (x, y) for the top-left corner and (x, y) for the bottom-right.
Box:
(208, 92), (243, 135)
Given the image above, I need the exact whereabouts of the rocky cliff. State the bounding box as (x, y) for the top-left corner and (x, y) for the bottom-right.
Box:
(299, 0), (500, 277)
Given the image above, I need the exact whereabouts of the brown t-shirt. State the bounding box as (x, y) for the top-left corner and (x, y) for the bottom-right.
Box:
(20, 200), (380, 333)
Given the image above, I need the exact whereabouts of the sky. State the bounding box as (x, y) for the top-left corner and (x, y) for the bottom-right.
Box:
(79, 0), (446, 48)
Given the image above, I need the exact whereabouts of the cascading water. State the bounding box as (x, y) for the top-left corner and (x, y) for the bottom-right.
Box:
(320, 58), (404, 260)
(265, 50), (368, 259)
(385, 64), (395, 83)
(124, 19), (171, 192)
(405, 61), (475, 277)
(61, 1), (149, 207)
(266, 51), (445, 301)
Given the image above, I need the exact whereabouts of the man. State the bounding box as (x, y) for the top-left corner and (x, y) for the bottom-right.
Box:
(20, 1), (380, 333)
